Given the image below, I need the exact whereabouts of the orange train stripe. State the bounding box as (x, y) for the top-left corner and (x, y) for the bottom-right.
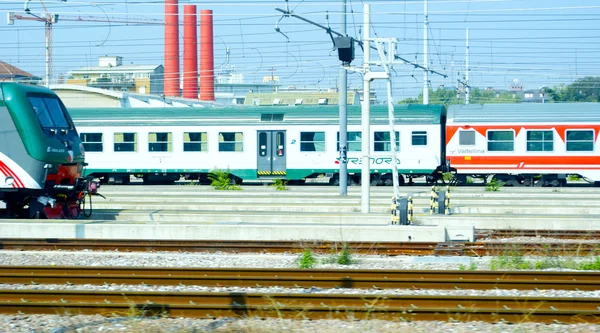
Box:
(446, 124), (600, 145)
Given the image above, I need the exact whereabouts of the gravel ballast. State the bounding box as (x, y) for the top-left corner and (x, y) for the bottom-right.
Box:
(1, 250), (599, 332)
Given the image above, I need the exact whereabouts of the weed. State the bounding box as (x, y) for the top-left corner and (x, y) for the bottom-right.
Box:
(208, 169), (242, 191)
(337, 243), (354, 265)
(578, 257), (600, 270)
(458, 264), (467, 271)
(270, 179), (288, 191)
(489, 250), (532, 270)
(485, 178), (504, 191)
(468, 261), (478, 270)
(298, 248), (317, 269)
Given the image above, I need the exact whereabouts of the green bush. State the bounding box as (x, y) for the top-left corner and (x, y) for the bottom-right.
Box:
(485, 178), (504, 191)
(208, 169), (242, 191)
(298, 249), (317, 269)
(337, 244), (354, 265)
(270, 179), (288, 191)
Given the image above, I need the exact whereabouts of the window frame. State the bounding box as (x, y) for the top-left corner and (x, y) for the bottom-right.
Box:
(114, 132), (137, 152)
(148, 132), (172, 152)
(337, 131), (362, 152)
(486, 130), (515, 152)
(300, 131), (326, 152)
(459, 130), (476, 146)
(80, 133), (103, 152)
(183, 132), (208, 152)
(526, 130), (554, 152)
(566, 129), (594, 152)
(219, 132), (244, 152)
(374, 131), (400, 152)
(411, 131), (428, 146)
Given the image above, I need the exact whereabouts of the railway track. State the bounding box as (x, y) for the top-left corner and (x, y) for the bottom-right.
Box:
(1, 266), (600, 290)
(477, 229), (600, 240)
(1, 287), (599, 323)
(1, 238), (599, 256)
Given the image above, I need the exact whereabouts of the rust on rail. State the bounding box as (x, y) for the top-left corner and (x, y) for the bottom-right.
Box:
(0, 266), (599, 290)
(1, 238), (599, 256)
(0, 289), (598, 323)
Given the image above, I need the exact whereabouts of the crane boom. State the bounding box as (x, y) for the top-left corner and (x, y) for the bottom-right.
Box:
(8, 10), (163, 86)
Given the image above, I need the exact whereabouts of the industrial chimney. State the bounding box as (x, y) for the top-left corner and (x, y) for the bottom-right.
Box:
(164, 0), (180, 97)
(199, 9), (215, 101)
(182, 5), (198, 99)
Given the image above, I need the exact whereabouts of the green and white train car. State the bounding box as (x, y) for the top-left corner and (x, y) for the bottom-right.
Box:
(70, 104), (447, 185)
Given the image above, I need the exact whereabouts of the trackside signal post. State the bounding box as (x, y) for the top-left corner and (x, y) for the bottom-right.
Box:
(274, 2), (446, 212)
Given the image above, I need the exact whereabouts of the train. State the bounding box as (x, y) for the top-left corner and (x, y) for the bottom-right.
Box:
(69, 102), (600, 187)
(0, 83), (95, 219)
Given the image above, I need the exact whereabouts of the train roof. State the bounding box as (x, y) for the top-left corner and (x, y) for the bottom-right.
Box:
(69, 104), (446, 127)
(448, 103), (600, 124)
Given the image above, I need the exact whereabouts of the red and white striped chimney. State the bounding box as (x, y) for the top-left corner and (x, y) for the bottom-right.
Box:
(199, 9), (215, 101)
(182, 5), (198, 99)
(164, 0), (180, 97)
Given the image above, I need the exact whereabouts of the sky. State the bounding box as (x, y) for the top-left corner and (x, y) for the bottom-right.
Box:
(0, 0), (599, 103)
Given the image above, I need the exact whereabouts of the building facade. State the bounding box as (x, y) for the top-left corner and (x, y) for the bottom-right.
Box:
(67, 56), (164, 95)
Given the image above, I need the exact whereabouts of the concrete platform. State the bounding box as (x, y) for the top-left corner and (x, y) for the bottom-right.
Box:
(0, 221), (445, 242)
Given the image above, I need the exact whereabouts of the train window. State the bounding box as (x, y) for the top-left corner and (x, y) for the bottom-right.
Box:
(566, 130), (594, 152)
(259, 132), (268, 156)
(260, 113), (284, 122)
(114, 133), (137, 152)
(276, 132), (285, 156)
(527, 130), (553, 152)
(28, 95), (71, 129)
(374, 131), (399, 152)
(300, 132), (325, 152)
(148, 132), (172, 152)
(184, 132), (207, 152)
(219, 132), (243, 152)
(80, 133), (103, 152)
(487, 130), (514, 151)
(337, 131), (362, 152)
(459, 131), (476, 146)
(411, 131), (428, 146)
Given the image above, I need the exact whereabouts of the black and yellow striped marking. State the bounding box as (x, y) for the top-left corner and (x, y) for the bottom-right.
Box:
(257, 170), (287, 176)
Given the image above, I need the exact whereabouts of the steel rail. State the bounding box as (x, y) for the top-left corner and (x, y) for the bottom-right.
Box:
(476, 229), (600, 240)
(1, 238), (599, 256)
(1, 266), (599, 290)
(1, 289), (599, 323)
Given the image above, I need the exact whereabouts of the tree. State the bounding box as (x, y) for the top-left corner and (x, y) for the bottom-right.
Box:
(557, 77), (600, 102)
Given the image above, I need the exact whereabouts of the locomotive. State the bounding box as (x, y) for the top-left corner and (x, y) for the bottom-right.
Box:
(0, 83), (93, 218)
(69, 102), (600, 187)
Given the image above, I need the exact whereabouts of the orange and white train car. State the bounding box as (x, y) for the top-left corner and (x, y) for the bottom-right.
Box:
(446, 103), (600, 186)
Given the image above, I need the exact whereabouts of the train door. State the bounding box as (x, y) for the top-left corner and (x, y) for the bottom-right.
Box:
(257, 130), (286, 177)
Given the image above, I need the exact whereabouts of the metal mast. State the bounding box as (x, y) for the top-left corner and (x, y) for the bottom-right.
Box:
(339, 0), (348, 195)
(423, 0), (429, 104)
(466, 28), (470, 104)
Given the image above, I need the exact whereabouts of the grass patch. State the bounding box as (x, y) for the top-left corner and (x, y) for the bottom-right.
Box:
(270, 179), (288, 191)
(485, 178), (504, 191)
(208, 169), (242, 191)
(298, 248), (317, 269)
(321, 243), (356, 266)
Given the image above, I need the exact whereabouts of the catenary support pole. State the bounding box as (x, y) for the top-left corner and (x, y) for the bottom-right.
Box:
(423, 0), (429, 105)
(466, 28), (470, 105)
(339, 0), (348, 195)
(361, 4), (371, 213)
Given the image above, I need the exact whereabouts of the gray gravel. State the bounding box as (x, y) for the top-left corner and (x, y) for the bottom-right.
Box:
(1, 250), (600, 332)
(1, 316), (599, 333)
